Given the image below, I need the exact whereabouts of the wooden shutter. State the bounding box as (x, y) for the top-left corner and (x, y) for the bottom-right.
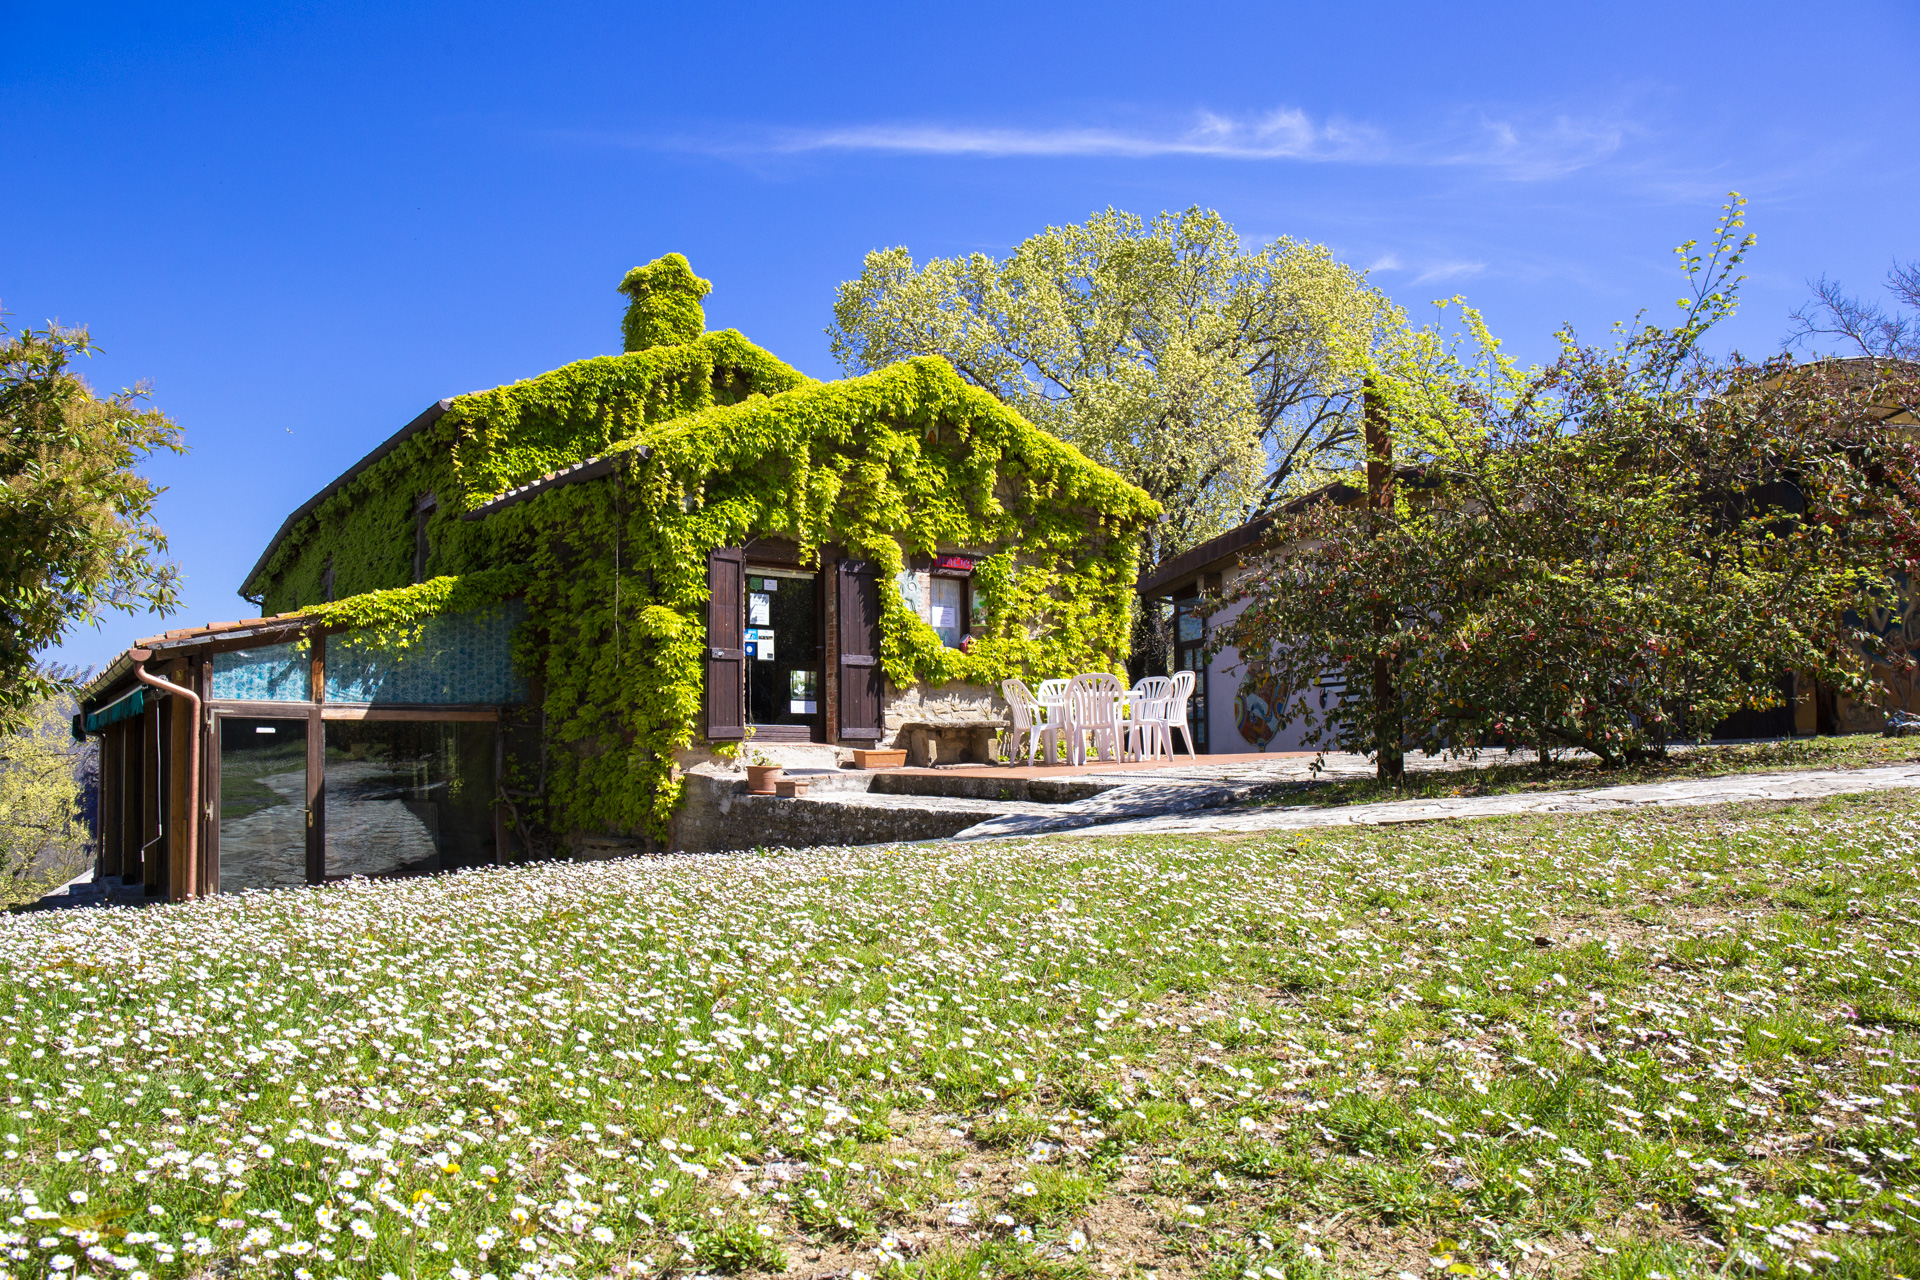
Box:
(704, 547), (746, 740)
(837, 558), (885, 740)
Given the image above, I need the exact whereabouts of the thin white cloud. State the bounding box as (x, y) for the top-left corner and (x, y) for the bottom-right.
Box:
(1412, 261), (1488, 284)
(706, 106), (1633, 180)
(1366, 253), (1404, 273)
(1442, 112), (1630, 180)
(770, 109), (1382, 162)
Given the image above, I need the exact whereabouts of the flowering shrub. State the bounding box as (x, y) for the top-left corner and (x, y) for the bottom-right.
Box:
(0, 797), (1918, 1276)
(1216, 197), (1920, 769)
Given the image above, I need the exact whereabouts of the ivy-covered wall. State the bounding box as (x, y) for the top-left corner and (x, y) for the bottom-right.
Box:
(245, 330), (805, 609)
(244, 257), (1159, 844)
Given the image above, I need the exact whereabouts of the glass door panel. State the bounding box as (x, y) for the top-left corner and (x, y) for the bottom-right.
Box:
(217, 716), (309, 893)
(746, 568), (822, 737)
(1174, 603), (1209, 753)
(323, 720), (496, 878)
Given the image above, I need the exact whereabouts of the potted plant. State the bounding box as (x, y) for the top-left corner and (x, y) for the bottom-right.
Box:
(744, 749), (783, 795)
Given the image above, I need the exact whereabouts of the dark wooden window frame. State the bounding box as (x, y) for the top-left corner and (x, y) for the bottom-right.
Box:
(926, 562), (978, 648)
(412, 493), (439, 584)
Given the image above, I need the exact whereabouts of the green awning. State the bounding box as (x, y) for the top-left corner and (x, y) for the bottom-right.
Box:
(83, 688), (149, 734)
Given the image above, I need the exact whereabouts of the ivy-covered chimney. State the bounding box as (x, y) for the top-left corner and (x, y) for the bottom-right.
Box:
(617, 253), (712, 352)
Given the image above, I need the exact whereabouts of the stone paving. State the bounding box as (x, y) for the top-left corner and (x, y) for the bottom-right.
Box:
(967, 761), (1920, 842)
(940, 748), (1547, 840)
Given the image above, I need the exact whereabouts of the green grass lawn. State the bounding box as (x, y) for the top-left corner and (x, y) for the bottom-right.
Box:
(5, 790), (1919, 1279)
(1260, 732), (1920, 810)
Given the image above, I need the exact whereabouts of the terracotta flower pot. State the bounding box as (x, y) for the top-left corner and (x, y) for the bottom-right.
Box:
(851, 749), (907, 769)
(745, 764), (783, 795)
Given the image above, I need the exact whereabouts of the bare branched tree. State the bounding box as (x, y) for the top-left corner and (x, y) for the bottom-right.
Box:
(1787, 260), (1920, 360)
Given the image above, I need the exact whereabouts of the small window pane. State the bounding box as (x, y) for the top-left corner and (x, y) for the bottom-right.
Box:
(929, 577), (963, 648)
(212, 643), (311, 702)
(325, 602), (527, 705)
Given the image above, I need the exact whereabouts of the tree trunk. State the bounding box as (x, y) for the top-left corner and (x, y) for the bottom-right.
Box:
(1366, 380), (1404, 782)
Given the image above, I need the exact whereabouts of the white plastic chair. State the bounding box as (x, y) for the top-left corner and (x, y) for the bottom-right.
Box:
(1125, 676), (1174, 762)
(1166, 670), (1199, 761)
(1000, 679), (1057, 766)
(1034, 679), (1070, 762)
(1065, 673), (1125, 765)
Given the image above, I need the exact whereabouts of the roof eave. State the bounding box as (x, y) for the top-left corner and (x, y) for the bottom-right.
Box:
(237, 398), (455, 598)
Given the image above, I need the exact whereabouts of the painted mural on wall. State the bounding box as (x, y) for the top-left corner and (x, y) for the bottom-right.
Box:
(1234, 676), (1283, 750)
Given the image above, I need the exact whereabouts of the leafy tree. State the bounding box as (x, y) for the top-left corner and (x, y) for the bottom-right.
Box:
(828, 206), (1398, 568)
(0, 675), (94, 901)
(1215, 195), (1920, 775)
(0, 317), (183, 732)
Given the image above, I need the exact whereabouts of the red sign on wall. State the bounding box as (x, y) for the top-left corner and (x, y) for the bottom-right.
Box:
(932, 554), (975, 573)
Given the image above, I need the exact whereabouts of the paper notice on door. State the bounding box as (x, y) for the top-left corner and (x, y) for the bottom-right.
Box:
(749, 593), (771, 626)
(755, 632), (775, 661)
(788, 699), (818, 715)
(929, 605), (955, 628)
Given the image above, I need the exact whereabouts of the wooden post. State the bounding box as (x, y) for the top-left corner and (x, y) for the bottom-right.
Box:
(121, 716), (143, 880)
(140, 701), (160, 892)
(199, 658), (215, 898)
(1365, 379), (1404, 782)
(98, 722), (121, 880)
(167, 660), (192, 901)
(308, 633), (325, 883)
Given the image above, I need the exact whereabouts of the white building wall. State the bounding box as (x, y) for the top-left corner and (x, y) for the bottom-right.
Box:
(1196, 567), (1323, 755)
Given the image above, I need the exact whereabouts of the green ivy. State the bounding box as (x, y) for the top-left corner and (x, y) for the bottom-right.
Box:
(618, 252), (711, 352)
(244, 330), (805, 608)
(246, 263), (1157, 844)
(302, 565), (532, 649)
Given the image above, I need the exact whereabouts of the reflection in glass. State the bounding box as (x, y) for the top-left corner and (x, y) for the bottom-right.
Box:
(324, 721), (496, 878)
(218, 717), (308, 892)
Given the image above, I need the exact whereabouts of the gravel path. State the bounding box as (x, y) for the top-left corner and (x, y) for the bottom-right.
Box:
(1016, 761), (1920, 841)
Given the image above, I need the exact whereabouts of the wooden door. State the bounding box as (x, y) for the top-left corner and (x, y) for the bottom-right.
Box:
(705, 547), (746, 740)
(836, 558), (884, 740)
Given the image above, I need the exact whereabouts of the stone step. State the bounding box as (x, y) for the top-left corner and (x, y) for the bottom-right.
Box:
(701, 792), (1017, 849)
(865, 772), (1115, 804)
(814, 792), (1058, 817)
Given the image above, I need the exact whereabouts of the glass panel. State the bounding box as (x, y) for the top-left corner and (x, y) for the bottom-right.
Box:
(747, 569), (820, 732)
(895, 569), (922, 620)
(324, 720), (497, 878)
(218, 716), (308, 892)
(325, 601), (528, 705)
(929, 576), (963, 648)
(212, 642), (311, 702)
(1175, 607), (1208, 752)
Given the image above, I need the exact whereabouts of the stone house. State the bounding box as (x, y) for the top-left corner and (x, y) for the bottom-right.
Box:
(75, 256), (1157, 897)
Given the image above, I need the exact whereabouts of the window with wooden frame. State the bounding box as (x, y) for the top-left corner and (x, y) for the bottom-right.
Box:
(412, 493), (438, 584)
(927, 553), (979, 648)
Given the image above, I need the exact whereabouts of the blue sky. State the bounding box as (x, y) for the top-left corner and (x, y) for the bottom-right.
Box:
(7, 0), (1917, 671)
